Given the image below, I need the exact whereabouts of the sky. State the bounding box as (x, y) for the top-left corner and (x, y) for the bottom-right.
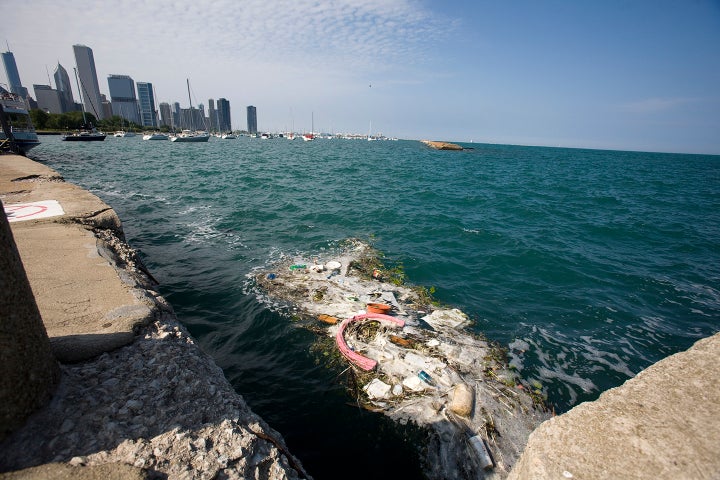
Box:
(2, 0), (719, 154)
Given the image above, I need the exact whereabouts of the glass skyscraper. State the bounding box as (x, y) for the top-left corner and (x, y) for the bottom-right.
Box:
(2, 50), (28, 99)
(73, 44), (106, 120)
(107, 74), (140, 125)
(136, 82), (157, 127)
(217, 98), (231, 132)
(53, 63), (75, 113)
(247, 105), (257, 134)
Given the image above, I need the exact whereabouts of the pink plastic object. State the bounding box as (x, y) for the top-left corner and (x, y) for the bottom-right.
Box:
(335, 313), (405, 371)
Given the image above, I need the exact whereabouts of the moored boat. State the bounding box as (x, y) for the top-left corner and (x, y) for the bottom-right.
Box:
(302, 112), (315, 141)
(0, 87), (41, 154)
(114, 130), (137, 138)
(169, 129), (210, 142)
(61, 128), (106, 141)
(61, 67), (106, 142)
(143, 132), (169, 140)
(169, 79), (209, 143)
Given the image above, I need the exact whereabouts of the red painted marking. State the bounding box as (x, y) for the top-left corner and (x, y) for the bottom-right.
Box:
(5, 204), (49, 219)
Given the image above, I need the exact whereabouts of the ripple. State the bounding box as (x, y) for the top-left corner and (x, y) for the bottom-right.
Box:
(30, 136), (720, 419)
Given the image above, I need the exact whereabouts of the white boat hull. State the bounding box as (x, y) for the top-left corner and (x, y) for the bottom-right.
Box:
(170, 135), (210, 142)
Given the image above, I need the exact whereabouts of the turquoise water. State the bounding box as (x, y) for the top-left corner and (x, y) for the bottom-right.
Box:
(27, 136), (719, 478)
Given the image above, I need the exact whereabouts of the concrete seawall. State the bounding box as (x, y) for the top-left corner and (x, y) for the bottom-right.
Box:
(0, 154), (308, 479)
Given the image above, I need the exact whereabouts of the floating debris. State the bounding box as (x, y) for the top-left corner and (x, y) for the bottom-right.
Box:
(317, 314), (339, 325)
(250, 238), (550, 479)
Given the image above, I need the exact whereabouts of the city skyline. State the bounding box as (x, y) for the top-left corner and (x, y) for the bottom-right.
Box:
(2, 0), (719, 153)
(14, 52), (236, 131)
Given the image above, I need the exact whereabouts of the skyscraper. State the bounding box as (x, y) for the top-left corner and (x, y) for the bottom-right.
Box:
(107, 74), (140, 125)
(53, 63), (75, 113)
(217, 98), (231, 132)
(172, 102), (181, 128)
(33, 84), (63, 113)
(73, 44), (106, 120)
(101, 94), (113, 120)
(1, 50), (29, 99)
(247, 105), (257, 134)
(207, 99), (217, 132)
(136, 82), (157, 127)
(158, 102), (172, 127)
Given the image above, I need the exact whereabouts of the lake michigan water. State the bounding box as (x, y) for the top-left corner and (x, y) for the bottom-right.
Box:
(27, 135), (719, 478)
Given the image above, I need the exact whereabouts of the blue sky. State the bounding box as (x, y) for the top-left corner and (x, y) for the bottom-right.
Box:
(3, 0), (719, 153)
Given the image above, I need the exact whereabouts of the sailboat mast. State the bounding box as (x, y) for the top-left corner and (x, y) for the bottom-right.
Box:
(187, 78), (192, 109)
(187, 78), (194, 131)
(152, 84), (159, 128)
(73, 67), (88, 126)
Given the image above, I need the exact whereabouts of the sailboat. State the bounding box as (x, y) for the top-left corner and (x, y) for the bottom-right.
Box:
(114, 105), (136, 137)
(170, 79), (210, 142)
(286, 109), (296, 140)
(367, 121), (376, 141)
(302, 112), (314, 141)
(62, 67), (106, 141)
(143, 85), (167, 139)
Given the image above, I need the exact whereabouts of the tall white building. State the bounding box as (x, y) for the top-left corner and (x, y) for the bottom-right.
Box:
(72, 44), (106, 120)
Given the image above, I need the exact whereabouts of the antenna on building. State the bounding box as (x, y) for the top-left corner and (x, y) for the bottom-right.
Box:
(45, 65), (52, 87)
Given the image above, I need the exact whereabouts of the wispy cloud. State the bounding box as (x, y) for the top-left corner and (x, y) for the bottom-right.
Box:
(9, 0), (451, 72)
(5, 0), (456, 117)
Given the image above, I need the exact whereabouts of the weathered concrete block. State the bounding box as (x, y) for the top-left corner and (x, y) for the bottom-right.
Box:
(0, 199), (60, 442)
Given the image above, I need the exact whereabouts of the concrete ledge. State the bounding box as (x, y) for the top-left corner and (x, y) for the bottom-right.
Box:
(508, 332), (720, 480)
(1, 155), (153, 362)
(0, 462), (148, 480)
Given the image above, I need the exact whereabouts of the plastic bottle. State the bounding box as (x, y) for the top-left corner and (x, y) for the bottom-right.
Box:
(418, 370), (435, 386)
(468, 435), (494, 470)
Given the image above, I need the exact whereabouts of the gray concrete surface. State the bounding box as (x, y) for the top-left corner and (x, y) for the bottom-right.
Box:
(0, 197), (59, 442)
(1, 155), (153, 362)
(508, 332), (720, 480)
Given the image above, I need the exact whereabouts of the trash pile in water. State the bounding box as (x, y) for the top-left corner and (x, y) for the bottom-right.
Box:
(251, 239), (551, 479)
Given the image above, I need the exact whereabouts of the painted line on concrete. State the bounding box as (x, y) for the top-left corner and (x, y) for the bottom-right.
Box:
(4, 200), (65, 222)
